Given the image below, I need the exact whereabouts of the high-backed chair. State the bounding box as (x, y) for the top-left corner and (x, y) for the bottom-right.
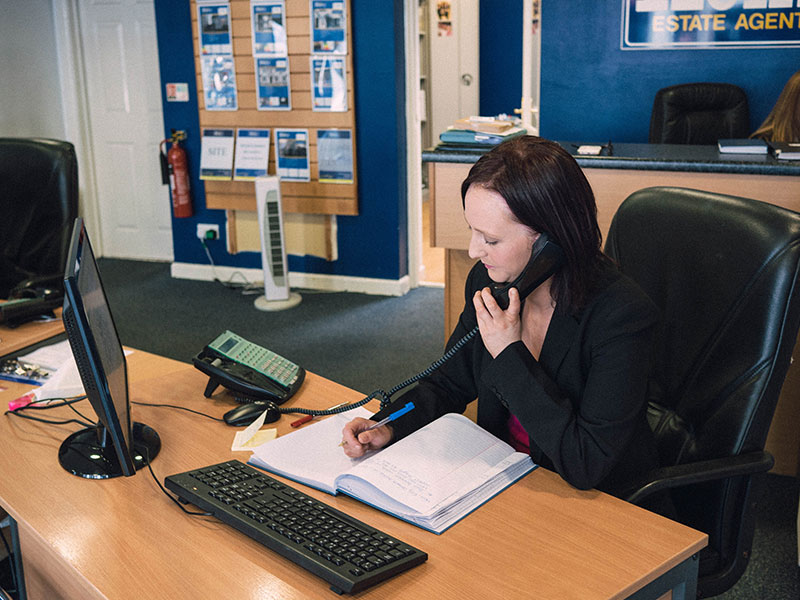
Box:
(649, 83), (750, 144)
(0, 138), (78, 298)
(605, 187), (800, 598)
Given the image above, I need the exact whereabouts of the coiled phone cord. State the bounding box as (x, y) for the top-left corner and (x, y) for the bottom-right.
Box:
(272, 325), (480, 419)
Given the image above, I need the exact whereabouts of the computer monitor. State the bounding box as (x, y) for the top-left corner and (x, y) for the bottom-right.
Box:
(59, 217), (160, 478)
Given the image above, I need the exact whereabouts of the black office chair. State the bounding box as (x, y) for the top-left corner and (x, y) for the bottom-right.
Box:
(0, 138), (79, 298)
(649, 83), (750, 144)
(605, 187), (800, 598)
(0, 512), (17, 600)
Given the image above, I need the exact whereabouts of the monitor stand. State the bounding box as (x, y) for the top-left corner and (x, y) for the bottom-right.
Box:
(58, 422), (161, 479)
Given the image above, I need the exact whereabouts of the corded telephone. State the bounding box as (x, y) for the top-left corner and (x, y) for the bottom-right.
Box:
(193, 330), (305, 404)
(195, 235), (564, 422)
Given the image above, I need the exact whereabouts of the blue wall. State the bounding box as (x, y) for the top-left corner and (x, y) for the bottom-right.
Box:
(479, 1), (523, 118)
(153, 0), (407, 280)
(481, 1), (800, 143)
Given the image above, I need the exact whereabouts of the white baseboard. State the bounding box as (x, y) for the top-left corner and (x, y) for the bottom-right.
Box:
(170, 262), (411, 296)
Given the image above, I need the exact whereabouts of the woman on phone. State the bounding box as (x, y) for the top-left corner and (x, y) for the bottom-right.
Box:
(342, 136), (662, 506)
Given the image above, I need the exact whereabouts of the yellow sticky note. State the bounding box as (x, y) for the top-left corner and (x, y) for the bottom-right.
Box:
(231, 407), (278, 451)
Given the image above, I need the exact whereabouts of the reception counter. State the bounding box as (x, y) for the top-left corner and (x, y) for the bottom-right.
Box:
(423, 141), (800, 476)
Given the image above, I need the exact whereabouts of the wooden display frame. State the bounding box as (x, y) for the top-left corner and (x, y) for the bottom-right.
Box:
(191, 0), (358, 216)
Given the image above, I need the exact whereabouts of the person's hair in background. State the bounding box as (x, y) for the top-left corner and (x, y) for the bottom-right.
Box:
(460, 136), (610, 315)
(751, 69), (800, 142)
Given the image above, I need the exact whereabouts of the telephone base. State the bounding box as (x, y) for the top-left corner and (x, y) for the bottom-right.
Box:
(254, 292), (302, 312)
(201, 374), (281, 404)
(203, 377), (221, 398)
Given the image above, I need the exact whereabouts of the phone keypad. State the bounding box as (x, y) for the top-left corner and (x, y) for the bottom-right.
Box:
(209, 332), (300, 387)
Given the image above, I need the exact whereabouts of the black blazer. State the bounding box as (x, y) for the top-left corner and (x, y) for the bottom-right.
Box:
(373, 261), (661, 498)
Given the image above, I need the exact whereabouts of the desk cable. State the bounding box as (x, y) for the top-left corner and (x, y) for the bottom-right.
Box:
(140, 446), (212, 517)
(3, 395), (92, 427)
(250, 325), (480, 420)
(131, 400), (225, 422)
(4, 398), (214, 517)
(200, 238), (261, 294)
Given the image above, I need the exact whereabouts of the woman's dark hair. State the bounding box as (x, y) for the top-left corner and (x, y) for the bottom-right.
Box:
(460, 135), (609, 313)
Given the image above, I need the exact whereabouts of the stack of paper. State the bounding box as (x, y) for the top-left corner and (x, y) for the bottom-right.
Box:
(439, 126), (526, 147)
(717, 139), (768, 154)
(769, 142), (800, 160)
(453, 116), (515, 134)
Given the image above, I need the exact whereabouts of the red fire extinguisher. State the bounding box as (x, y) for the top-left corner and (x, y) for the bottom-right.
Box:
(160, 129), (192, 218)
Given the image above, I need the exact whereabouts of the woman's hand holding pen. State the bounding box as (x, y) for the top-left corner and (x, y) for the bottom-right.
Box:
(340, 418), (393, 458)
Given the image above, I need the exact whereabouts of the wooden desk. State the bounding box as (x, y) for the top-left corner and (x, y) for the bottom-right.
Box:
(425, 143), (800, 477)
(0, 349), (706, 599)
(0, 307), (64, 359)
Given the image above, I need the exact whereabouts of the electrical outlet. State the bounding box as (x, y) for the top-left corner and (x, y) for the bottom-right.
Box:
(196, 223), (219, 241)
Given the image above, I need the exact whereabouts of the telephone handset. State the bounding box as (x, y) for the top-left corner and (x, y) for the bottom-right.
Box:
(490, 232), (566, 310)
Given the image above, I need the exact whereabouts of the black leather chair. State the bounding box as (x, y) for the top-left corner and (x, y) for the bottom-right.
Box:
(0, 138), (78, 298)
(649, 83), (750, 144)
(605, 187), (800, 598)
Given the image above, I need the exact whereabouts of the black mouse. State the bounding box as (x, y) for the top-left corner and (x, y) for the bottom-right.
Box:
(223, 401), (281, 427)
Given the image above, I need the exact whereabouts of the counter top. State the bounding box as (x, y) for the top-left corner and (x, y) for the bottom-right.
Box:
(423, 142), (800, 176)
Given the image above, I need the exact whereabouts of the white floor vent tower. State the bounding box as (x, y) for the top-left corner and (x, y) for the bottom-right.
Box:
(254, 176), (302, 311)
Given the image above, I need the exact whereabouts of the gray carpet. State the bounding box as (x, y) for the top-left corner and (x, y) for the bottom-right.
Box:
(716, 473), (798, 600)
(95, 258), (799, 599)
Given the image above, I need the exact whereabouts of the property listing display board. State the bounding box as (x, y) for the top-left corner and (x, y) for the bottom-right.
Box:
(192, 0), (358, 216)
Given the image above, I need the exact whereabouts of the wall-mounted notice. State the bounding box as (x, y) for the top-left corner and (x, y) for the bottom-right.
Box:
(166, 83), (189, 102)
(311, 56), (347, 112)
(201, 55), (238, 110)
(234, 129), (271, 181)
(275, 129), (311, 181)
(317, 129), (353, 183)
(310, 0), (347, 54)
(251, 1), (288, 56)
(256, 57), (292, 110)
(621, 0), (800, 49)
(198, 2), (233, 55)
(200, 128), (235, 180)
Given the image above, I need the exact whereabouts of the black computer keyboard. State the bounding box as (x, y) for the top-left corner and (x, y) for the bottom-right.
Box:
(164, 460), (427, 594)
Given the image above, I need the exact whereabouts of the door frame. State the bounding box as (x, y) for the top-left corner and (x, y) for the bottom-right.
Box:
(404, 0), (424, 289)
(53, 0), (103, 255)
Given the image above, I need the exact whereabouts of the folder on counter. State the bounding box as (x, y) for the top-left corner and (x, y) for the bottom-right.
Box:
(439, 126), (526, 147)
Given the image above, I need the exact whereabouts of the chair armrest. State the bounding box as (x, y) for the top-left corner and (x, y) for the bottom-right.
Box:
(624, 450), (774, 505)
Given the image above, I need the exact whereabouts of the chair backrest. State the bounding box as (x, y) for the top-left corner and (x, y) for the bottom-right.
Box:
(649, 83), (750, 144)
(605, 187), (800, 588)
(0, 138), (78, 296)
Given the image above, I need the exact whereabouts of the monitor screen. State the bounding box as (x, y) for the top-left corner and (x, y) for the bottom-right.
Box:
(59, 218), (160, 478)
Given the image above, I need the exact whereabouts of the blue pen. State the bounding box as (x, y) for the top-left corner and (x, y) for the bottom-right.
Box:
(361, 402), (415, 433)
(339, 402), (415, 447)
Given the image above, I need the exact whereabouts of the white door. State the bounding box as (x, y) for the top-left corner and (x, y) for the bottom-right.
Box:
(78, 0), (173, 260)
(428, 0), (480, 141)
